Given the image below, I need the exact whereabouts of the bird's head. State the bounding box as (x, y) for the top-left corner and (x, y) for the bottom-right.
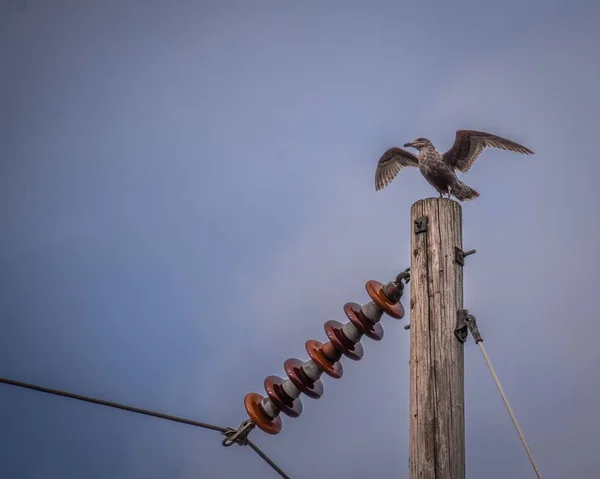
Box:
(404, 137), (433, 151)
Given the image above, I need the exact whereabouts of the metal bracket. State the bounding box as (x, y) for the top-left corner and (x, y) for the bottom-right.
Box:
(464, 313), (482, 343)
(221, 419), (255, 447)
(455, 247), (476, 266)
(455, 309), (483, 343)
(396, 268), (411, 284)
(455, 309), (469, 343)
(414, 216), (428, 235)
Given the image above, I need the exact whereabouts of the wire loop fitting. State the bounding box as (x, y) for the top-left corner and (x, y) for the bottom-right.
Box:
(221, 418), (256, 447)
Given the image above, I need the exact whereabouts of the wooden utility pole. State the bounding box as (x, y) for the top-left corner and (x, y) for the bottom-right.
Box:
(409, 198), (465, 479)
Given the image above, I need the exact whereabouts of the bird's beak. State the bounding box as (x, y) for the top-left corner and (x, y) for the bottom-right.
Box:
(404, 142), (414, 148)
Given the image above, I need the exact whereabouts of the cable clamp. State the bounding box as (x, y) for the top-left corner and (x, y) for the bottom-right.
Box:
(221, 419), (255, 447)
(455, 309), (469, 343)
(455, 309), (483, 343)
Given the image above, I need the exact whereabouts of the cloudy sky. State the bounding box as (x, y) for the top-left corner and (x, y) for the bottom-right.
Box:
(1, 1), (599, 478)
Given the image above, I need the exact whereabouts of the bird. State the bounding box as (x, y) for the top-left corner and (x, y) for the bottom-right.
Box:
(374, 129), (534, 201)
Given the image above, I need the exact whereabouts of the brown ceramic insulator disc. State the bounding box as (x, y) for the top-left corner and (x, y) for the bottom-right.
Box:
(305, 340), (343, 379)
(244, 392), (282, 435)
(264, 376), (302, 418)
(264, 375), (303, 418)
(344, 302), (384, 341)
(365, 280), (405, 319)
(283, 358), (324, 399)
(324, 320), (364, 361)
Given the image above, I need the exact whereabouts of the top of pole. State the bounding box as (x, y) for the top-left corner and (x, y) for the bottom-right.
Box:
(411, 196), (463, 208)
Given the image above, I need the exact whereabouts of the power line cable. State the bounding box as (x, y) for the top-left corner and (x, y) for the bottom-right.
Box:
(456, 312), (542, 479)
(0, 376), (291, 478)
(0, 376), (228, 432)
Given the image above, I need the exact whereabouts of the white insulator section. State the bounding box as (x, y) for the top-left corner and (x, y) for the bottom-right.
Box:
(341, 321), (362, 343)
(260, 397), (280, 419)
(301, 360), (323, 381)
(281, 379), (302, 399)
(361, 301), (383, 323)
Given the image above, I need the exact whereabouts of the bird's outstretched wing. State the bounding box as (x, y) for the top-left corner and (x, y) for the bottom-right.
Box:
(375, 147), (419, 191)
(442, 130), (534, 172)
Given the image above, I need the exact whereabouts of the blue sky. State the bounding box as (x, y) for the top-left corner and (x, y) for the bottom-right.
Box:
(1, 1), (599, 478)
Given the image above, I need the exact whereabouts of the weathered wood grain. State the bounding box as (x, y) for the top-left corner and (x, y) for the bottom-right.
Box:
(409, 198), (465, 479)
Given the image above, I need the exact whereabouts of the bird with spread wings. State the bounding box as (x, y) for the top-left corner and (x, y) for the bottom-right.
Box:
(375, 129), (534, 201)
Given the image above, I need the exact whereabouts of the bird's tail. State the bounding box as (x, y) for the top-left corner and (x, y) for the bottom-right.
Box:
(453, 181), (480, 201)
